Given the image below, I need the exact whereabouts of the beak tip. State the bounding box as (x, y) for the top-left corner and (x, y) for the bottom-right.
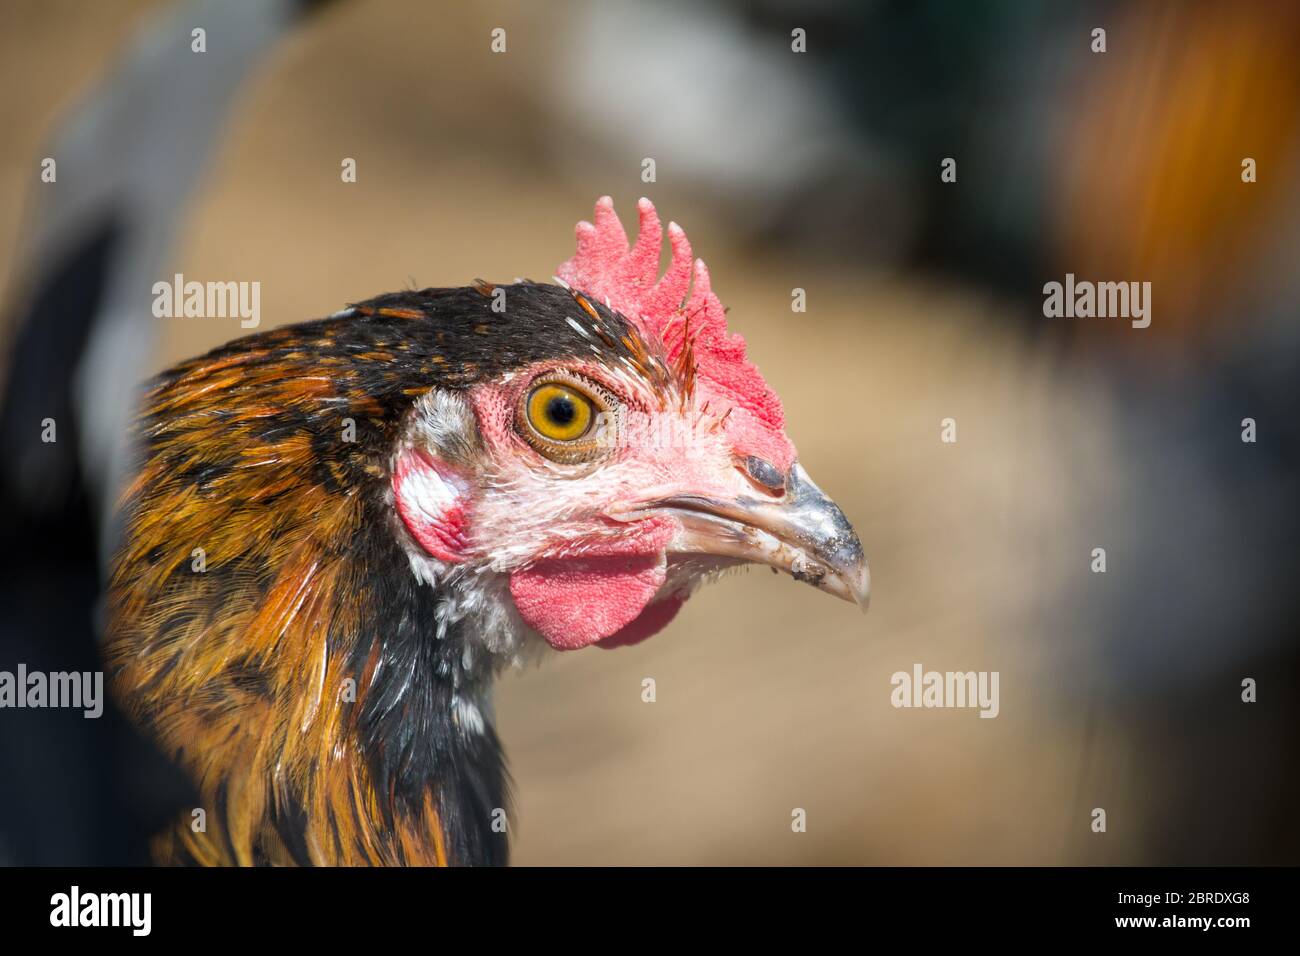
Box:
(821, 554), (869, 612)
(850, 563), (871, 614)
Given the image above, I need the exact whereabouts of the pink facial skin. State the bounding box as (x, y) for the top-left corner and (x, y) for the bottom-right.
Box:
(463, 359), (744, 651)
(389, 359), (710, 650)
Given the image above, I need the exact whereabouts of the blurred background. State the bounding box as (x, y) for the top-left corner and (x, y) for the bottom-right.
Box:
(1, 0), (1297, 864)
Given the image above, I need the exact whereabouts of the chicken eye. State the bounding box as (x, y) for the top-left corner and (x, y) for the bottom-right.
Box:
(526, 383), (593, 442)
(516, 372), (618, 464)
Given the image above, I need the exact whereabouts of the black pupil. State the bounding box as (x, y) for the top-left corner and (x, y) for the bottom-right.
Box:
(546, 394), (577, 426)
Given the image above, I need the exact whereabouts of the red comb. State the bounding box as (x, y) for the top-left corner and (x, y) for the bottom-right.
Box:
(556, 197), (792, 467)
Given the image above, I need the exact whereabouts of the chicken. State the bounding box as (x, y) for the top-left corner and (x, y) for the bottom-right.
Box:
(104, 197), (868, 866)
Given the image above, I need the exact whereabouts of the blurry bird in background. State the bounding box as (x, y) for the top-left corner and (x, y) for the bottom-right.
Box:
(0, 0), (331, 865)
(1043, 2), (1300, 863)
(104, 198), (868, 865)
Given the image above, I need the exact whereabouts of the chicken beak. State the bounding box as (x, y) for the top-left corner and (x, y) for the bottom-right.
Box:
(652, 462), (870, 610)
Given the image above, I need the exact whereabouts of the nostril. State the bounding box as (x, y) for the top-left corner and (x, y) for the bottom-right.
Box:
(740, 455), (786, 495)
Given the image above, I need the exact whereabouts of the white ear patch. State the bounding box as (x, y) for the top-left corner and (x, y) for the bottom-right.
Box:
(393, 448), (470, 562)
(392, 390), (480, 564)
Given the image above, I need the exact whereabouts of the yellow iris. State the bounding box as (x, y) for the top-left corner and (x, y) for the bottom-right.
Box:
(525, 383), (593, 442)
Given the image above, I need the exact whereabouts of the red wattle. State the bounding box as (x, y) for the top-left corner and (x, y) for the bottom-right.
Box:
(509, 553), (668, 650)
(595, 593), (684, 649)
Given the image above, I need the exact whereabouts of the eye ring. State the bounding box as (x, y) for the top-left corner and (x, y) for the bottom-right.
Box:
(516, 371), (619, 464)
